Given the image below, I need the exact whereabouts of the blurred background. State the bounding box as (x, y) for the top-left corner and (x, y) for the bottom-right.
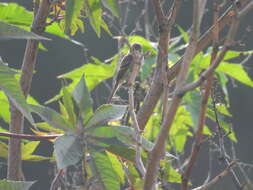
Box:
(0, 0), (253, 189)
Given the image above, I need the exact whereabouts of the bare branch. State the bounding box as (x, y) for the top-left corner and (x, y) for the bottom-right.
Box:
(192, 161), (237, 190)
(128, 50), (146, 177)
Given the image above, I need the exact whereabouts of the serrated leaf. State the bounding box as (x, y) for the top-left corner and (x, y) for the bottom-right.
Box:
(0, 62), (34, 125)
(85, 105), (127, 128)
(101, 0), (119, 17)
(65, 0), (84, 34)
(30, 104), (74, 131)
(0, 180), (34, 190)
(0, 21), (50, 40)
(73, 75), (93, 124)
(89, 150), (121, 190)
(54, 134), (83, 169)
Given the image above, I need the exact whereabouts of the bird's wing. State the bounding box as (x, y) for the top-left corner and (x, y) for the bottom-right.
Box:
(115, 54), (133, 83)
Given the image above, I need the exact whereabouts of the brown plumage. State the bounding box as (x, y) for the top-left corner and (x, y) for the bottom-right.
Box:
(107, 43), (142, 103)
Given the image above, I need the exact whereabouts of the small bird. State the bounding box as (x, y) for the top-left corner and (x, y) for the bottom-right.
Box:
(107, 43), (142, 103)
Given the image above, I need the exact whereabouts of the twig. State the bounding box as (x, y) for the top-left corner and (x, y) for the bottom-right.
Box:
(7, 0), (51, 180)
(128, 48), (146, 177)
(0, 132), (60, 140)
(192, 161), (237, 190)
(181, 2), (219, 188)
(137, 2), (237, 131)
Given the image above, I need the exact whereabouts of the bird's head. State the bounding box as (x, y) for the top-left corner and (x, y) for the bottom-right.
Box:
(131, 43), (142, 53)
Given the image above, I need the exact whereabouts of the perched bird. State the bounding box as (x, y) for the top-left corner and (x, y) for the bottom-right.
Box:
(107, 43), (142, 103)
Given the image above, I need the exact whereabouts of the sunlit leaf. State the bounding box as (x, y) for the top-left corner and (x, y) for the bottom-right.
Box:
(65, 0), (84, 34)
(84, 0), (102, 37)
(62, 87), (76, 126)
(22, 141), (40, 156)
(0, 62), (34, 125)
(85, 105), (127, 128)
(89, 150), (121, 190)
(128, 35), (157, 54)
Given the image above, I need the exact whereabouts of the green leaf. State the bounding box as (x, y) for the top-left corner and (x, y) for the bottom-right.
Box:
(0, 62), (34, 124)
(0, 21), (50, 40)
(46, 59), (115, 104)
(140, 55), (155, 81)
(65, 0), (84, 34)
(62, 87), (77, 126)
(30, 104), (74, 131)
(89, 150), (121, 190)
(217, 62), (253, 87)
(184, 90), (201, 129)
(87, 125), (154, 152)
(84, 0), (102, 37)
(0, 180), (34, 190)
(0, 141), (8, 158)
(85, 105), (127, 128)
(164, 162), (182, 183)
(0, 3), (32, 26)
(176, 25), (189, 43)
(54, 134), (83, 169)
(101, 0), (119, 17)
(22, 141), (40, 156)
(106, 151), (125, 183)
(72, 75), (93, 124)
(36, 122), (64, 134)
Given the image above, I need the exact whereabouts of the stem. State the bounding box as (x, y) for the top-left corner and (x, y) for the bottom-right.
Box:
(7, 0), (51, 180)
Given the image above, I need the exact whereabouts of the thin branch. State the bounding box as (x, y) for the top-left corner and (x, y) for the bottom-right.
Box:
(0, 132), (60, 140)
(137, 2), (237, 131)
(192, 161), (237, 190)
(143, 1), (200, 189)
(7, 0), (51, 180)
(181, 2), (219, 188)
(128, 49), (146, 177)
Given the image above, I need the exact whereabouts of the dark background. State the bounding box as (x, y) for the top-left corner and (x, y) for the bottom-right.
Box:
(0, 0), (253, 189)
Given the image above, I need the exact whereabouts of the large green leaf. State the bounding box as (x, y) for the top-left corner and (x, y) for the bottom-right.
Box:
(46, 58), (115, 104)
(65, 0), (84, 34)
(87, 125), (153, 151)
(85, 105), (127, 128)
(0, 62), (34, 124)
(89, 150), (121, 190)
(101, 0), (119, 17)
(0, 21), (49, 40)
(54, 134), (83, 169)
(30, 104), (74, 131)
(197, 50), (253, 87)
(0, 180), (34, 190)
(0, 141), (8, 158)
(84, 0), (102, 37)
(72, 75), (93, 124)
(0, 3), (32, 26)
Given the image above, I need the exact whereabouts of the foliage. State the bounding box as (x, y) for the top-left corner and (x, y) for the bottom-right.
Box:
(0, 1), (253, 190)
